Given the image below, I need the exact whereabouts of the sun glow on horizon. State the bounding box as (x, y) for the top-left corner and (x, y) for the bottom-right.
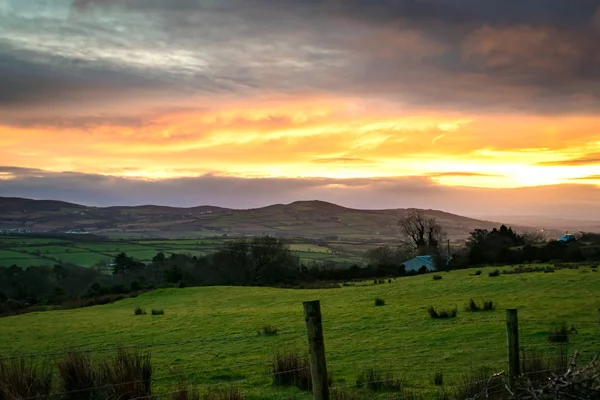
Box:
(2, 97), (600, 189)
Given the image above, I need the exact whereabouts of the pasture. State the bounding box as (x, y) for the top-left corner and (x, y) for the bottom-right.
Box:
(0, 235), (363, 268)
(1, 266), (599, 399)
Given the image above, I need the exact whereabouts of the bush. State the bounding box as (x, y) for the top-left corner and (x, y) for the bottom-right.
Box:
(151, 309), (164, 316)
(134, 307), (146, 315)
(465, 299), (496, 312)
(259, 325), (278, 336)
(355, 368), (402, 392)
(432, 275), (442, 280)
(0, 358), (53, 400)
(548, 323), (570, 343)
(433, 371), (443, 386)
(453, 367), (506, 400)
(488, 269), (500, 277)
(202, 387), (245, 400)
(375, 298), (385, 306)
(427, 306), (457, 319)
(58, 352), (100, 400)
(521, 347), (568, 385)
(271, 351), (310, 390)
(474, 270), (482, 276)
(101, 348), (152, 400)
(270, 350), (331, 391)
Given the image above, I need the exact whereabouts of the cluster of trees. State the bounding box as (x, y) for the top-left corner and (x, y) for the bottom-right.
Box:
(3, 213), (600, 315)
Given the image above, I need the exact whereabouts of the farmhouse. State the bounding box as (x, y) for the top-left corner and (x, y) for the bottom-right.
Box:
(401, 255), (452, 272)
(402, 255), (436, 272)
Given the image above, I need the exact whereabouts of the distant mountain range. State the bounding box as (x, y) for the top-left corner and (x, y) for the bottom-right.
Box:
(0, 197), (563, 241)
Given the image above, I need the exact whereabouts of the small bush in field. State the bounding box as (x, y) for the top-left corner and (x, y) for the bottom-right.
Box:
(433, 371), (444, 386)
(0, 358), (52, 400)
(427, 306), (457, 319)
(202, 386), (245, 400)
(259, 325), (278, 336)
(548, 323), (570, 343)
(355, 368), (402, 392)
(474, 270), (482, 276)
(454, 367), (507, 400)
(388, 279), (392, 284)
(151, 309), (164, 315)
(271, 351), (314, 391)
(101, 348), (152, 400)
(465, 299), (496, 312)
(134, 307), (146, 315)
(432, 275), (442, 280)
(59, 352), (99, 400)
(375, 298), (385, 306)
(488, 269), (500, 277)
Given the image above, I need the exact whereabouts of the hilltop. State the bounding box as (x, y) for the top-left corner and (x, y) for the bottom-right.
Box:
(0, 197), (549, 240)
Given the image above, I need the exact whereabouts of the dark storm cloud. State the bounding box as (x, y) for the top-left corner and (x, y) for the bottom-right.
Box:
(1, 167), (599, 218)
(1, 0), (600, 123)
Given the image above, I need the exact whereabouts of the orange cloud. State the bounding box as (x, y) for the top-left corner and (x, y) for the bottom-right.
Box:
(2, 94), (600, 189)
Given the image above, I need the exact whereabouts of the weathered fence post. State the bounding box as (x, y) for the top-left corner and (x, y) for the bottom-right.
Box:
(303, 300), (330, 400)
(506, 308), (520, 389)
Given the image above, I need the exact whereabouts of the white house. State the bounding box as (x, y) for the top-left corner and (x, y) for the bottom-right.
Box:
(401, 255), (452, 272)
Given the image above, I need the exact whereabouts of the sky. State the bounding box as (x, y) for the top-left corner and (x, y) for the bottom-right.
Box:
(1, 0), (600, 217)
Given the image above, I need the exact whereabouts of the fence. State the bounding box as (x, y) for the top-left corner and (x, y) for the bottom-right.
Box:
(1, 303), (599, 400)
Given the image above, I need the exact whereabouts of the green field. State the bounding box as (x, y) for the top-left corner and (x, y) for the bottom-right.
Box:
(1, 266), (599, 399)
(0, 235), (363, 267)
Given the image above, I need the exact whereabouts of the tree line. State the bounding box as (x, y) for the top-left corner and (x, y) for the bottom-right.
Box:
(2, 213), (599, 316)
(0, 236), (421, 316)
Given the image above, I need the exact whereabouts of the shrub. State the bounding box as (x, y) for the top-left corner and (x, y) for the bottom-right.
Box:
(259, 325), (278, 336)
(130, 281), (142, 291)
(433, 371), (443, 386)
(355, 368), (402, 392)
(432, 275), (442, 280)
(0, 358), (53, 400)
(521, 347), (568, 385)
(427, 306), (457, 319)
(474, 270), (482, 276)
(453, 367), (506, 400)
(465, 299), (496, 312)
(388, 279), (392, 284)
(548, 323), (570, 343)
(134, 307), (146, 315)
(202, 387), (245, 400)
(270, 350), (332, 391)
(271, 350), (312, 390)
(58, 352), (100, 400)
(375, 298), (385, 306)
(171, 383), (200, 400)
(151, 309), (164, 316)
(101, 348), (152, 400)
(488, 269), (500, 277)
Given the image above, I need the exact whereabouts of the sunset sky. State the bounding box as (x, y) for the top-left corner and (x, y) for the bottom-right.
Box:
(1, 0), (600, 217)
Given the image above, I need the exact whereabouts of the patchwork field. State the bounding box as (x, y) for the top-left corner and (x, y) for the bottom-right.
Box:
(1, 266), (599, 399)
(0, 235), (364, 268)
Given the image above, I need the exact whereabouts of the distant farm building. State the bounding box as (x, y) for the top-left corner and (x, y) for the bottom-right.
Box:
(401, 256), (436, 272)
(557, 234), (577, 243)
(401, 255), (452, 272)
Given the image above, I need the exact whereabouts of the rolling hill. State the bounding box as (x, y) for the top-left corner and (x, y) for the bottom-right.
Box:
(0, 197), (553, 241)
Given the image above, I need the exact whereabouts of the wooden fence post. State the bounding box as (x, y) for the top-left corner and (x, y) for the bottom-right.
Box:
(303, 300), (330, 400)
(506, 308), (520, 389)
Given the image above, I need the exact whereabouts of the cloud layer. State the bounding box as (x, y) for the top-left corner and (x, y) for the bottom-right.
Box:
(1, 0), (600, 215)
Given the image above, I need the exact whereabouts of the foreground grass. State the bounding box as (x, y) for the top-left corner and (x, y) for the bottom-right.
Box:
(0, 266), (599, 399)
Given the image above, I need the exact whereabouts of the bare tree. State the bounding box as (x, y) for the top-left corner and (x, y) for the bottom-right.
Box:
(398, 211), (446, 254)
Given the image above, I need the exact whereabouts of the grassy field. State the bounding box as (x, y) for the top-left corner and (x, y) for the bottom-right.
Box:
(1, 266), (599, 399)
(0, 235), (363, 268)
